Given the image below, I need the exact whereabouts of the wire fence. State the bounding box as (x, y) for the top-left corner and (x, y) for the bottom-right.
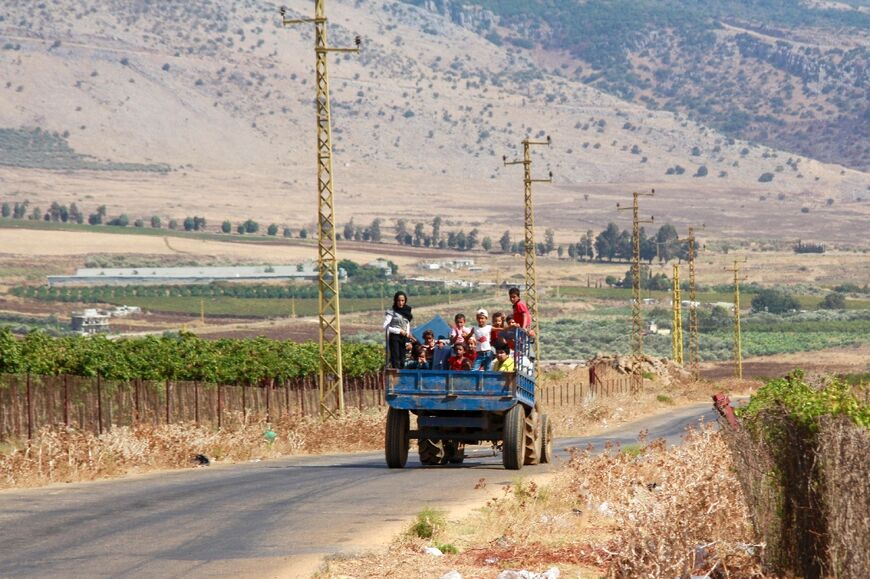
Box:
(1, 368), (638, 440)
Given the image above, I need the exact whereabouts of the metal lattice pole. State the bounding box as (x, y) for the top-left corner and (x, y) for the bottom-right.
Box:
(617, 191), (654, 357)
(504, 137), (551, 378)
(282, 2), (360, 417)
(725, 259), (747, 379)
(687, 227), (701, 379)
(672, 264), (683, 364)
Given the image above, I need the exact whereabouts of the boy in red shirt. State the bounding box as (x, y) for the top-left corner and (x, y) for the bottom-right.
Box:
(508, 287), (532, 333)
(447, 342), (472, 371)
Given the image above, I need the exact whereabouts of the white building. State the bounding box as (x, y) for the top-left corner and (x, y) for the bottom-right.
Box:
(71, 309), (110, 335)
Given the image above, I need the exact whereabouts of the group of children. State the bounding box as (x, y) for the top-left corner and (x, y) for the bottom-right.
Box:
(388, 287), (532, 373)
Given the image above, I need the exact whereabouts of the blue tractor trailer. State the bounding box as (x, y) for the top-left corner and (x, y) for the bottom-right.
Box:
(383, 328), (552, 469)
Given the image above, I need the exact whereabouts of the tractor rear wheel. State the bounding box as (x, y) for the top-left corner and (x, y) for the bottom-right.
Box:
(385, 408), (409, 468)
(540, 414), (553, 464)
(419, 439), (448, 465)
(502, 404), (525, 470)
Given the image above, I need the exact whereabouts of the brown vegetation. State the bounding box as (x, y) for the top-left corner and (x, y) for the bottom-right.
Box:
(0, 409), (386, 490)
(320, 425), (763, 578)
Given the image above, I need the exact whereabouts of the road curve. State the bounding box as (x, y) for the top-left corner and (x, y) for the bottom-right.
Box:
(0, 403), (718, 578)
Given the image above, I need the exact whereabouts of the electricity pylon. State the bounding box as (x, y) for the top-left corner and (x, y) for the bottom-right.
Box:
(686, 226), (703, 379)
(504, 136), (552, 378)
(725, 258), (748, 379)
(672, 264), (684, 364)
(617, 191), (654, 356)
(281, 3), (360, 417)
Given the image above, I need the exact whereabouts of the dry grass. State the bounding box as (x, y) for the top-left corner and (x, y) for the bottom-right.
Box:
(320, 425), (763, 578)
(0, 408), (386, 489)
(540, 367), (753, 437)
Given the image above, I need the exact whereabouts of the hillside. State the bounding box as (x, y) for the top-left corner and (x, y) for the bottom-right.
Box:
(411, 0), (870, 170)
(0, 0), (868, 246)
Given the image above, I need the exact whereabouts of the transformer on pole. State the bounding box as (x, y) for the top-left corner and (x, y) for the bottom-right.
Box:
(725, 258), (748, 379)
(503, 137), (552, 378)
(672, 263), (684, 364)
(617, 191), (654, 357)
(281, 2), (361, 417)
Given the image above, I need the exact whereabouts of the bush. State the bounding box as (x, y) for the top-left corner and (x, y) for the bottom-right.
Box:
(751, 288), (800, 314)
(820, 293), (846, 310)
(758, 172), (774, 183)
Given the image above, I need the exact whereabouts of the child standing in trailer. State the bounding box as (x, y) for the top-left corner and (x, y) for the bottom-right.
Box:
(490, 310), (505, 345)
(383, 291), (413, 369)
(449, 313), (473, 346)
(508, 287), (531, 332)
(447, 342), (472, 371)
(472, 308), (494, 371)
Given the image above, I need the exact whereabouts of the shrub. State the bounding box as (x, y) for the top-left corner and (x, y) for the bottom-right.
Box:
(820, 293), (846, 310)
(758, 172), (774, 183)
(750, 288), (800, 314)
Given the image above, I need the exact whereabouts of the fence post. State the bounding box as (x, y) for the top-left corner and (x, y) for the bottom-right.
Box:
(217, 384), (222, 429)
(26, 372), (33, 440)
(242, 383), (247, 421)
(266, 380), (271, 422)
(63, 374), (70, 428)
(134, 379), (140, 423)
(165, 380), (171, 425)
(96, 374), (103, 435)
(194, 381), (200, 426)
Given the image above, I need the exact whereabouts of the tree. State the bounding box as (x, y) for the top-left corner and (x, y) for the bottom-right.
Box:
(69, 203), (83, 224)
(221, 220), (231, 233)
(482, 236), (492, 251)
(30, 206), (42, 220)
(134, 218), (145, 227)
(414, 222), (425, 245)
(432, 216), (442, 243)
(168, 219), (178, 230)
(338, 259), (360, 278)
(151, 216), (162, 229)
(693, 165), (708, 177)
(819, 293), (846, 310)
(615, 229), (632, 261)
(283, 227), (292, 238)
(557, 245), (564, 258)
(344, 218), (355, 241)
(1, 202), (9, 218)
(499, 230), (511, 252)
(639, 227), (656, 264)
(395, 219), (408, 244)
(751, 289), (800, 314)
(183, 217), (195, 231)
(267, 223), (279, 236)
(300, 228), (308, 239)
(369, 218), (382, 242)
(108, 214), (129, 227)
(88, 212), (102, 225)
(544, 228), (555, 254)
(237, 223), (246, 234)
(467, 228), (479, 250)
(595, 223), (621, 261)
(655, 224), (680, 262)
(243, 219), (259, 233)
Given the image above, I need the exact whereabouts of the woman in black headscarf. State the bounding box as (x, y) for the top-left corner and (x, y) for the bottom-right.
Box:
(383, 290), (413, 369)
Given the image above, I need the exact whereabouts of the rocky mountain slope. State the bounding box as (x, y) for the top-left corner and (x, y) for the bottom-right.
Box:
(0, 0), (867, 245)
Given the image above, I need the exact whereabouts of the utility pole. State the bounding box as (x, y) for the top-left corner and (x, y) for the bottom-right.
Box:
(672, 264), (683, 364)
(281, 3), (361, 417)
(504, 137), (552, 377)
(725, 258), (748, 379)
(686, 226), (703, 379)
(617, 190), (654, 357)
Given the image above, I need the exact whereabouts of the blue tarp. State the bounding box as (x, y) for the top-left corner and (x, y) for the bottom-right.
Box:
(411, 314), (452, 343)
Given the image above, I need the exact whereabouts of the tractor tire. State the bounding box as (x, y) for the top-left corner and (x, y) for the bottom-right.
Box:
(385, 408), (410, 468)
(540, 414), (553, 464)
(419, 439), (448, 465)
(523, 408), (542, 466)
(502, 404), (525, 470)
(446, 441), (466, 464)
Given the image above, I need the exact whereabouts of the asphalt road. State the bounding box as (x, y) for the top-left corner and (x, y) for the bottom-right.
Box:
(0, 403), (718, 578)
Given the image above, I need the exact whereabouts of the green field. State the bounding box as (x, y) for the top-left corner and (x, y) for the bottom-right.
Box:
(553, 286), (870, 310)
(111, 292), (486, 318)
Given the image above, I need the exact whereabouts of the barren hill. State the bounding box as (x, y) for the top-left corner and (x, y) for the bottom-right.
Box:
(0, 0), (868, 246)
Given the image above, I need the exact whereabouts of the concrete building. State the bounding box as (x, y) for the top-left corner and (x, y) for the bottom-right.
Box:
(71, 309), (110, 335)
